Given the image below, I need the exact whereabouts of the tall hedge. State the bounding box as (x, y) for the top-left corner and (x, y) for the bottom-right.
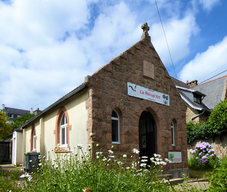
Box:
(187, 99), (227, 144)
(208, 99), (227, 135)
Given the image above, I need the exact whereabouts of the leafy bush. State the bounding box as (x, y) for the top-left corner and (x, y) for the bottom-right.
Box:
(208, 157), (227, 191)
(0, 167), (23, 191)
(187, 99), (227, 143)
(208, 99), (227, 136)
(188, 142), (220, 170)
(23, 146), (171, 192)
(186, 121), (211, 144)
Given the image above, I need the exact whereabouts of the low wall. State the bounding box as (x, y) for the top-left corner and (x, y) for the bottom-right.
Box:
(187, 135), (227, 159)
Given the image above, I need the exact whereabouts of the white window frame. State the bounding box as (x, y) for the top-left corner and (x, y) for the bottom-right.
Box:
(59, 113), (67, 148)
(112, 110), (120, 144)
(171, 122), (175, 146)
(32, 129), (36, 151)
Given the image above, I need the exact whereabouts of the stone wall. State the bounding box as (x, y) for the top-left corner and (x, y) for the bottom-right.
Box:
(186, 106), (209, 123)
(85, 35), (188, 172)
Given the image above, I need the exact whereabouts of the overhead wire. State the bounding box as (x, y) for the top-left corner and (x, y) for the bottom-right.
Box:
(199, 69), (227, 84)
(198, 63), (227, 82)
(154, 0), (177, 78)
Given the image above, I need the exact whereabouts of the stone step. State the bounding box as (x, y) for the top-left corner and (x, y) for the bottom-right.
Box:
(169, 178), (184, 185)
(158, 173), (173, 179)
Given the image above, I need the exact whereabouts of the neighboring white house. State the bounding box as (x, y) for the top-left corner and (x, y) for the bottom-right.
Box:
(12, 129), (23, 165)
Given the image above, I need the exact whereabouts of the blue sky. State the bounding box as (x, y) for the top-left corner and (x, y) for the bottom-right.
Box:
(0, 0), (227, 110)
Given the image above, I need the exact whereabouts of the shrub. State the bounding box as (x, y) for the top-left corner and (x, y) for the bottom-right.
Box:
(186, 121), (211, 144)
(208, 157), (227, 191)
(22, 146), (172, 192)
(0, 167), (23, 192)
(208, 99), (227, 136)
(188, 142), (220, 170)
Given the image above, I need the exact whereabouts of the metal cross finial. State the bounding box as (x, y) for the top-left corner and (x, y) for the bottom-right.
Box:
(141, 22), (150, 40)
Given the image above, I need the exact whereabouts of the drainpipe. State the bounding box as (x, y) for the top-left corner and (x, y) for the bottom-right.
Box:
(191, 109), (205, 121)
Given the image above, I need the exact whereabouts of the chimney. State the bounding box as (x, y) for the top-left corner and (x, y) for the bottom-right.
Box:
(30, 107), (33, 114)
(34, 108), (41, 115)
(186, 80), (198, 88)
(2, 104), (5, 110)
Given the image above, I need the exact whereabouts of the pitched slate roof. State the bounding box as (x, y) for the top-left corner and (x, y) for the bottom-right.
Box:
(3, 107), (30, 116)
(171, 77), (190, 89)
(193, 76), (227, 109)
(171, 77), (210, 111)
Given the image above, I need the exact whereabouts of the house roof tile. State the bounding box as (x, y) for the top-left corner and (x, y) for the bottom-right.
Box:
(192, 76), (227, 109)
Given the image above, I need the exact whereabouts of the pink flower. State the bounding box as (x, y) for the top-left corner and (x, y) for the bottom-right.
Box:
(189, 149), (196, 154)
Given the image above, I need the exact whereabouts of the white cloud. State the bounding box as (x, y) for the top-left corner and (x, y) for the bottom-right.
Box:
(0, 0), (90, 50)
(199, 0), (220, 11)
(179, 36), (227, 82)
(150, 13), (199, 65)
(0, 0), (141, 110)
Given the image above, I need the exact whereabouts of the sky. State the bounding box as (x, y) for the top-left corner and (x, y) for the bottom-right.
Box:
(1, 0), (227, 110)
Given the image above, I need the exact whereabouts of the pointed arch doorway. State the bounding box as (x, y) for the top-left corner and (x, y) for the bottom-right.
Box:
(139, 111), (156, 164)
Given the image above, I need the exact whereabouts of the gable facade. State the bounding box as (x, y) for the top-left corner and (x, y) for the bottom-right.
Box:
(22, 24), (188, 177)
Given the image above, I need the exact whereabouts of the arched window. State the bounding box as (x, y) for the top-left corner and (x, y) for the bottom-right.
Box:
(31, 125), (36, 151)
(32, 129), (36, 150)
(112, 110), (120, 144)
(171, 122), (175, 146)
(55, 107), (71, 151)
(60, 113), (67, 147)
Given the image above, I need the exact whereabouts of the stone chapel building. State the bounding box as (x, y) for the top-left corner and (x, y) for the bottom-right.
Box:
(20, 23), (188, 177)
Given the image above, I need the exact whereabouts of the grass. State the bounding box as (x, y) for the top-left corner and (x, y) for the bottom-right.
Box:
(0, 167), (24, 191)
(189, 169), (210, 179)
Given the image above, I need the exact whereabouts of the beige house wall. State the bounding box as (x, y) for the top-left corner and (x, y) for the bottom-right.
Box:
(23, 89), (89, 163)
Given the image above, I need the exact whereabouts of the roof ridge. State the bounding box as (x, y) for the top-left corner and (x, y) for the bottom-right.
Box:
(171, 76), (187, 84)
(194, 75), (227, 87)
(5, 107), (30, 111)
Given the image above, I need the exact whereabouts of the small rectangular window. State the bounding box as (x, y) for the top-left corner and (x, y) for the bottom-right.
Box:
(171, 123), (175, 146)
(112, 120), (118, 142)
(112, 110), (120, 144)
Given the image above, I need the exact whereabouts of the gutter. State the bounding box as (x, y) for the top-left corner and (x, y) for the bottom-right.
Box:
(191, 109), (206, 121)
(179, 94), (203, 111)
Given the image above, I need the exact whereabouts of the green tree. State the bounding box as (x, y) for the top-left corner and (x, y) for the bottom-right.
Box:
(208, 99), (227, 135)
(0, 110), (12, 140)
(11, 113), (34, 129)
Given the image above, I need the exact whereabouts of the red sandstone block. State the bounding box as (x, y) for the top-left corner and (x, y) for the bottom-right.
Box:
(89, 88), (102, 98)
(103, 63), (112, 72)
(131, 126), (139, 135)
(121, 135), (128, 144)
(102, 122), (111, 133)
(131, 115), (139, 127)
(105, 82), (115, 90)
(106, 132), (112, 143)
(128, 135), (135, 143)
(106, 115), (111, 124)
(175, 146), (181, 151)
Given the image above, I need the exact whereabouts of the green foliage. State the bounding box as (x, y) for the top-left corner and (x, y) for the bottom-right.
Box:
(187, 99), (227, 143)
(11, 112), (34, 129)
(208, 99), (227, 136)
(208, 157), (227, 191)
(0, 167), (23, 191)
(186, 121), (211, 144)
(23, 149), (171, 192)
(0, 110), (13, 140)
